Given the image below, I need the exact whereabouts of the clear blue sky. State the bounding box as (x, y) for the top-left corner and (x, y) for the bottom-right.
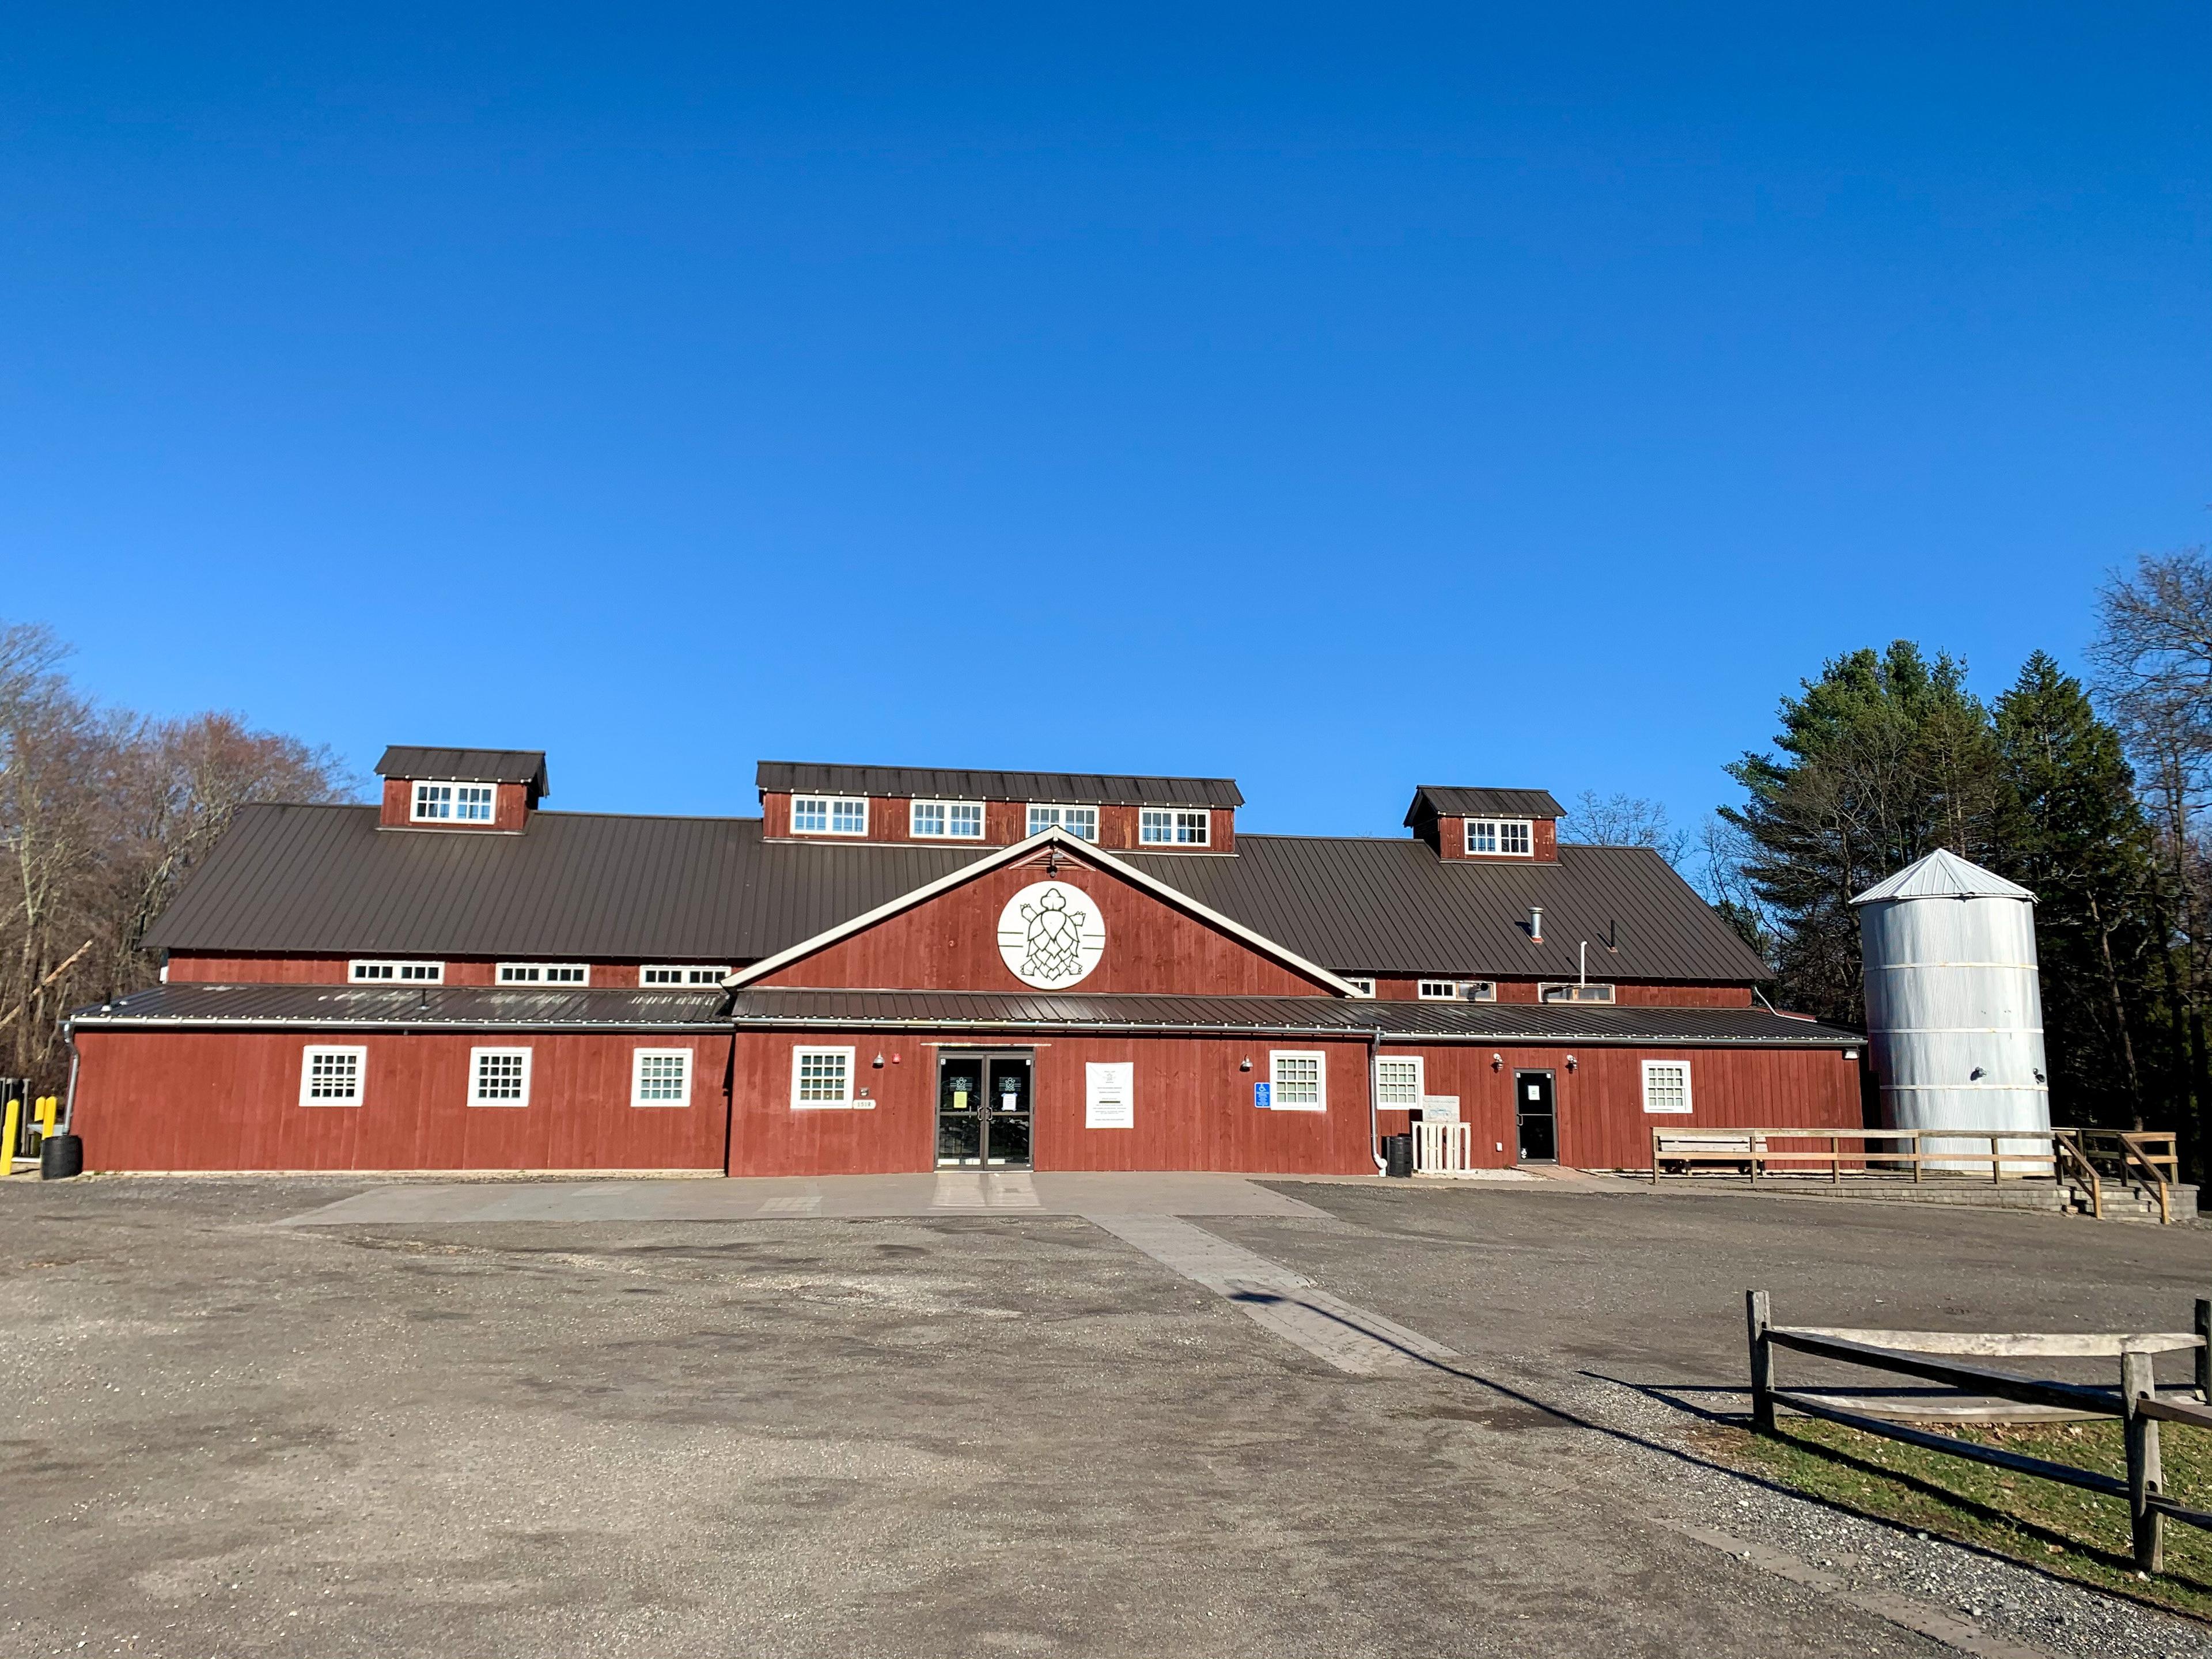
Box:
(3, 5), (2206, 836)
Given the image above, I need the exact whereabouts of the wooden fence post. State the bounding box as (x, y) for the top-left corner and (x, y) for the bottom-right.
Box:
(2124, 1348), (2165, 1574)
(1747, 1289), (1775, 1434)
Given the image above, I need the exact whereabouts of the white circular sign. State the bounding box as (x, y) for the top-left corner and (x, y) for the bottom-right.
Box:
(997, 881), (1107, 989)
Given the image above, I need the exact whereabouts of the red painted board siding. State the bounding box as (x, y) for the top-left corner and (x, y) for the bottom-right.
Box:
(1364, 976), (1753, 1007)
(163, 956), (730, 988)
(755, 851), (1336, 996)
(728, 1031), (1374, 1176)
(759, 793), (1237, 852)
(70, 1030), (731, 1172)
(378, 778), (529, 831)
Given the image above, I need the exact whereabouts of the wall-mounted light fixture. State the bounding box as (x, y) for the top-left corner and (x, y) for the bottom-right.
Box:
(1490, 1053), (1502, 1071)
(1565, 1055), (1577, 1073)
(1240, 1057), (1253, 1072)
(873, 1054), (885, 1069)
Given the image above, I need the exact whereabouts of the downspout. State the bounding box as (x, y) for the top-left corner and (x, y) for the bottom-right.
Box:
(60, 1022), (81, 1132)
(1368, 1026), (1386, 1172)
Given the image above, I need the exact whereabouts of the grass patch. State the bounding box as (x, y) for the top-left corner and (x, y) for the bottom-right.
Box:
(1705, 1415), (2212, 1620)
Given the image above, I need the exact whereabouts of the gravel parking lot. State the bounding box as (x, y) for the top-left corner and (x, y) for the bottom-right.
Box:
(3, 1175), (2210, 1658)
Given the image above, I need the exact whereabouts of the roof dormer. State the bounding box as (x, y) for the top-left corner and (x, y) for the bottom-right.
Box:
(755, 763), (1241, 851)
(1404, 786), (1562, 864)
(376, 746), (547, 832)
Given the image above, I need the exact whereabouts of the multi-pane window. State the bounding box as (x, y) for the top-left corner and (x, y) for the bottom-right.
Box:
(1540, 983), (1616, 1004)
(1466, 819), (1532, 856)
(1339, 976), (1376, 996)
(1642, 1060), (1692, 1115)
(1417, 980), (1460, 1001)
(349, 960), (443, 983)
(641, 965), (730, 986)
(831, 798), (866, 835)
(911, 801), (984, 839)
(1027, 805), (1099, 840)
(792, 796), (828, 832)
(497, 964), (589, 984)
(791, 1046), (859, 1108)
(1270, 1051), (1325, 1111)
(793, 796), (867, 835)
(1374, 1056), (1424, 1108)
(469, 1047), (531, 1107)
(631, 1049), (692, 1107)
(1464, 980), (1498, 1002)
(1139, 809), (1210, 846)
(300, 1046), (366, 1106)
(412, 781), (497, 823)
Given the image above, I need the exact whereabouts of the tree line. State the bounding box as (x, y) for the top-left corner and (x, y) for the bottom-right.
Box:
(0, 624), (351, 1092)
(1696, 550), (2212, 1171)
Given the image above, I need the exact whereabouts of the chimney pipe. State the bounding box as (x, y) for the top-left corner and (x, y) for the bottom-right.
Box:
(1530, 905), (1544, 943)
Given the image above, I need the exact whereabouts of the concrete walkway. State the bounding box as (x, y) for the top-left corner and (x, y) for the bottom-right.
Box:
(279, 1169), (1339, 1226)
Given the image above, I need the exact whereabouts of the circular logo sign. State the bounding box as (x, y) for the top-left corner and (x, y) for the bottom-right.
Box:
(997, 881), (1107, 989)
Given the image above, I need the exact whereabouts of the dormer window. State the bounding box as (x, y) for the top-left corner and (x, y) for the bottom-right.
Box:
(1465, 819), (1532, 857)
(1027, 805), (1099, 840)
(911, 801), (984, 839)
(414, 781), (496, 823)
(1140, 809), (1210, 846)
(793, 796), (868, 836)
(1540, 982), (1616, 1004)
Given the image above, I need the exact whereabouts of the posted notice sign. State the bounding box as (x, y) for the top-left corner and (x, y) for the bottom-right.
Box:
(1085, 1062), (1134, 1130)
(1419, 1095), (1461, 1123)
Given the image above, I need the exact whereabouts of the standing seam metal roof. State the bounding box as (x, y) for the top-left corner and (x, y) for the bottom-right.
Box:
(1406, 786), (1566, 823)
(755, 762), (1243, 808)
(375, 747), (550, 792)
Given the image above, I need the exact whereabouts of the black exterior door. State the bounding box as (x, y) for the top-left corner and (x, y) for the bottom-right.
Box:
(1516, 1070), (1556, 1163)
(937, 1052), (1034, 1168)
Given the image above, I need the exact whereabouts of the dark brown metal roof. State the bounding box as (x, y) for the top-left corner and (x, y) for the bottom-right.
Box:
(756, 762), (1242, 809)
(68, 983), (726, 1031)
(725, 990), (1855, 1044)
(143, 805), (1772, 983)
(376, 747), (550, 794)
(1405, 786), (1565, 823)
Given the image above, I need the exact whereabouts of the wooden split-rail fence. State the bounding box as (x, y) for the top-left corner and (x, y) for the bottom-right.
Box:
(1747, 1290), (2212, 1571)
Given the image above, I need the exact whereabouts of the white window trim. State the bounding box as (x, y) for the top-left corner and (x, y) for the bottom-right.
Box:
(299, 1044), (367, 1107)
(1416, 980), (1460, 1001)
(1540, 982), (1616, 1004)
(411, 779), (498, 824)
(1642, 1059), (1694, 1115)
(1464, 980), (1498, 1002)
(639, 965), (732, 986)
(630, 1047), (694, 1108)
(1268, 1050), (1327, 1113)
(468, 1046), (533, 1108)
(1338, 975), (1376, 997)
(1026, 804), (1099, 841)
(791, 1045), (866, 1109)
(1374, 1054), (1425, 1109)
(1139, 807), (1211, 847)
(909, 800), (985, 839)
(496, 963), (590, 986)
(348, 959), (445, 983)
(1464, 817), (1535, 858)
(792, 796), (869, 837)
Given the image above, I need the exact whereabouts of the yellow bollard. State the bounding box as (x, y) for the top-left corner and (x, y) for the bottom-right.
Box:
(36, 1096), (55, 1137)
(1, 1099), (17, 1174)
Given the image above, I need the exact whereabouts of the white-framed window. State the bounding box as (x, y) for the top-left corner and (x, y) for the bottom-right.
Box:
(1374, 1055), (1425, 1108)
(1464, 980), (1498, 1002)
(910, 800), (985, 839)
(497, 963), (589, 985)
(1642, 1059), (1692, 1115)
(1139, 808), (1211, 846)
(1027, 804), (1099, 840)
(791, 796), (868, 836)
(1540, 983), (1616, 1004)
(631, 1048), (693, 1108)
(1338, 975), (1376, 996)
(1417, 980), (1460, 1001)
(1269, 1050), (1327, 1112)
(1465, 819), (1533, 857)
(469, 1046), (532, 1107)
(412, 781), (497, 823)
(349, 960), (444, 983)
(791, 1045), (865, 1109)
(641, 965), (730, 986)
(299, 1045), (366, 1107)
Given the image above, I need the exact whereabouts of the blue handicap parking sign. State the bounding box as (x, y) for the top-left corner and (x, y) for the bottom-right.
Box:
(1253, 1081), (1271, 1108)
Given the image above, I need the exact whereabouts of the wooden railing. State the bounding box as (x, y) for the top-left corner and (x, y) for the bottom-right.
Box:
(1748, 1290), (2212, 1572)
(1654, 1126), (2180, 1222)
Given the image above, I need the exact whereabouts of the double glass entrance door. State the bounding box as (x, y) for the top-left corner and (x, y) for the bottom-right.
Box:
(937, 1052), (1032, 1168)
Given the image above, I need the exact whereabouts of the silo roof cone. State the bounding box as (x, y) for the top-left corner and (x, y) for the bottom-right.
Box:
(1850, 847), (2035, 906)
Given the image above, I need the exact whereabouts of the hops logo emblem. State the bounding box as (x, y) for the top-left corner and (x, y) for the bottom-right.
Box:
(997, 881), (1107, 988)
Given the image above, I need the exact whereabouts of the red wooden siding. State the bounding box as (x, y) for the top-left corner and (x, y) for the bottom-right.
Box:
(70, 1031), (730, 1172)
(1362, 975), (1753, 1007)
(754, 852), (1336, 996)
(377, 777), (529, 831)
(728, 1031), (1373, 1176)
(1372, 1042), (1862, 1169)
(164, 956), (736, 987)
(1425, 813), (1560, 864)
(757, 793), (1236, 851)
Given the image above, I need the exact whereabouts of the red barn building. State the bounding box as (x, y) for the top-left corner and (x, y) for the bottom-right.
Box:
(63, 748), (1864, 1176)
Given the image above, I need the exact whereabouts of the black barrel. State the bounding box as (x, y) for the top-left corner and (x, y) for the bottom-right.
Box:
(1384, 1132), (1414, 1179)
(40, 1133), (82, 1180)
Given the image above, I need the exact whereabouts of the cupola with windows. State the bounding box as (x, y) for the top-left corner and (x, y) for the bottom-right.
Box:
(1403, 786), (1562, 863)
(375, 747), (548, 832)
(755, 762), (1240, 851)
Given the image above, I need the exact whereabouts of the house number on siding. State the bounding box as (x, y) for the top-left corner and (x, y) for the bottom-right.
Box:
(997, 881), (1108, 988)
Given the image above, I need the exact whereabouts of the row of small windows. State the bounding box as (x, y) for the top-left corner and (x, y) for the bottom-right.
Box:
(1372, 1054), (1695, 1115)
(1465, 819), (1533, 857)
(788, 796), (1211, 846)
(347, 961), (730, 987)
(300, 1044), (695, 1109)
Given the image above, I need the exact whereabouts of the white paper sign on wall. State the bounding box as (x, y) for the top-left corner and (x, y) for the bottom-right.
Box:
(998, 881), (1108, 988)
(1086, 1062), (1134, 1129)
(1419, 1094), (1461, 1123)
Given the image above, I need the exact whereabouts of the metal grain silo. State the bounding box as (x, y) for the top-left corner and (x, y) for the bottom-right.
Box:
(1851, 849), (2049, 1171)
